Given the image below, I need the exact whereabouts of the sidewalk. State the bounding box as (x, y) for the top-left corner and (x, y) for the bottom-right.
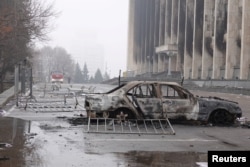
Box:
(0, 86), (15, 108)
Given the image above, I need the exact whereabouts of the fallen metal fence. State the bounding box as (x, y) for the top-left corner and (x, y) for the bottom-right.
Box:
(84, 117), (175, 135)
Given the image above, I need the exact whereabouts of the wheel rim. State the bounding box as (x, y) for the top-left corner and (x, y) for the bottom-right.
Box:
(103, 111), (109, 118)
(114, 109), (135, 119)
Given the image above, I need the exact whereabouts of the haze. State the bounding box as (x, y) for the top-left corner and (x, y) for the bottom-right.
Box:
(44, 0), (129, 78)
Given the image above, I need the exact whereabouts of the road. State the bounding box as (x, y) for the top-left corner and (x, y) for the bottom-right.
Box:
(0, 83), (249, 167)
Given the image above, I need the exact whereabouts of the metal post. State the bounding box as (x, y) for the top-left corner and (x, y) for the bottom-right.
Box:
(14, 65), (19, 106)
(118, 70), (121, 86)
(30, 68), (33, 97)
(21, 66), (26, 94)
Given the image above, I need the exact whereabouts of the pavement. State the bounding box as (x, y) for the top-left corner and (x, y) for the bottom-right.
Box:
(0, 86), (16, 108)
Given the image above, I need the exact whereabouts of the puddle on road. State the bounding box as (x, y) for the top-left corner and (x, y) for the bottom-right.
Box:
(0, 117), (207, 167)
(117, 151), (207, 167)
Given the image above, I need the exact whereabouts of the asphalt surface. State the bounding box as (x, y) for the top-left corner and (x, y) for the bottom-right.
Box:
(0, 83), (250, 167)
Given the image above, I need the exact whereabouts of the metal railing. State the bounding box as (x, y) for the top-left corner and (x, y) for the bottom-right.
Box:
(84, 117), (175, 135)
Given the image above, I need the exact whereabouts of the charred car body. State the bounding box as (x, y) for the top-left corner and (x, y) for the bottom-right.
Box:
(84, 81), (242, 125)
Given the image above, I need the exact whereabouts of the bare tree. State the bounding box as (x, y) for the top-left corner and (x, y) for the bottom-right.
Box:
(32, 46), (75, 82)
(17, 0), (58, 42)
(0, 0), (58, 92)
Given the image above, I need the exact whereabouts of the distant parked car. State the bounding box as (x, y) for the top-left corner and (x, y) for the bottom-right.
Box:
(50, 71), (64, 83)
(84, 81), (242, 125)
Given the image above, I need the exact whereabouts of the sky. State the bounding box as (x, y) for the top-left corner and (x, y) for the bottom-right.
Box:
(42, 0), (129, 78)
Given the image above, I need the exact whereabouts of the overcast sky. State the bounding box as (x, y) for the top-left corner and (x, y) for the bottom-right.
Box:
(44, 0), (129, 78)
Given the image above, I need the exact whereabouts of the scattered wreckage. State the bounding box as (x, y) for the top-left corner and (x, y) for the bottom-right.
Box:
(84, 81), (242, 125)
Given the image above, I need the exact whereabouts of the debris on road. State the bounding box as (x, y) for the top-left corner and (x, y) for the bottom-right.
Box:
(236, 117), (250, 128)
(0, 143), (12, 149)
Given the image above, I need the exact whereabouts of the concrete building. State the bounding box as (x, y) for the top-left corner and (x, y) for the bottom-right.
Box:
(127, 0), (250, 80)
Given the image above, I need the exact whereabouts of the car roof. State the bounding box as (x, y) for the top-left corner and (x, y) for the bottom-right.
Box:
(119, 80), (192, 95)
(124, 80), (181, 87)
(106, 80), (185, 94)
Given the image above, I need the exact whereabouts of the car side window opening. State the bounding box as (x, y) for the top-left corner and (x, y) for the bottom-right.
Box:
(127, 84), (157, 98)
(160, 85), (186, 99)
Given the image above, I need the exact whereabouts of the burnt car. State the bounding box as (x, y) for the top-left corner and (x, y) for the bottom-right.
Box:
(84, 81), (242, 125)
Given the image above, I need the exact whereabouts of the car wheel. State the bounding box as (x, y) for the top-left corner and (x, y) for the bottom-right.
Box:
(112, 108), (136, 120)
(102, 111), (109, 118)
(210, 110), (234, 125)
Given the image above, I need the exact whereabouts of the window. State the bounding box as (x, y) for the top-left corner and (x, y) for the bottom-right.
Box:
(160, 85), (180, 98)
(128, 84), (156, 98)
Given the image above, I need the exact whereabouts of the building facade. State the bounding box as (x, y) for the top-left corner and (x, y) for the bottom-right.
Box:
(127, 0), (250, 80)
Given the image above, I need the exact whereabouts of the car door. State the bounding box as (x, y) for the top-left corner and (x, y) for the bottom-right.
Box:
(160, 84), (198, 121)
(132, 83), (163, 119)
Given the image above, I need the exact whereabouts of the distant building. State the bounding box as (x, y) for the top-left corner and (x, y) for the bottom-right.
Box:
(127, 0), (250, 80)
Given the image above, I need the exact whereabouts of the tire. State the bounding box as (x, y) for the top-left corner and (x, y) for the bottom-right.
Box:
(209, 110), (234, 125)
(111, 108), (136, 119)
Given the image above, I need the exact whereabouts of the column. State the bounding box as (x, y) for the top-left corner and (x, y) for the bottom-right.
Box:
(153, 0), (160, 73)
(148, 0), (155, 74)
(184, 0), (194, 79)
(202, 0), (215, 79)
(127, 0), (136, 74)
(140, 0), (146, 74)
(144, 0), (150, 74)
(170, 0), (178, 71)
(158, 54), (165, 72)
(153, 54), (159, 73)
(165, 0), (172, 45)
(177, 0), (186, 74)
(159, 0), (166, 46)
(240, 0), (250, 79)
(213, 0), (227, 79)
(192, 0), (204, 79)
(225, 0), (241, 79)
(133, 0), (141, 75)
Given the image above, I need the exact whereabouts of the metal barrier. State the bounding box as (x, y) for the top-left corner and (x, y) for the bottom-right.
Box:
(21, 102), (76, 112)
(17, 95), (85, 113)
(19, 102), (84, 112)
(16, 83), (87, 113)
(84, 117), (175, 135)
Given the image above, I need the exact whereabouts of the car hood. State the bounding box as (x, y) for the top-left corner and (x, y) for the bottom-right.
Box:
(196, 96), (238, 104)
(85, 93), (108, 102)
